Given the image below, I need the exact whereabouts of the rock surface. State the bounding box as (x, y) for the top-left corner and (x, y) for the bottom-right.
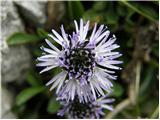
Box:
(1, 1), (31, 83)
(1, 1), (24, 50)
(1, 86), (17, 119)
(1, 45), (31, 83)
(14, 1), (47, 28)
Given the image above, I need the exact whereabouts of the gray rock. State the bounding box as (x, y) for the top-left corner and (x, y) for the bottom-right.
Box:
(1, 1), (24, 50)
(2, 45), (31, 83)
(14, 1), (47, 27)
(1, 1), (31, 83)
(1, 86), (17, 119)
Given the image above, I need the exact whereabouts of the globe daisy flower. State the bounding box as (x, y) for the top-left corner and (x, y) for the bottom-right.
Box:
(37, 19), (122, 102)
(57, 94), (115, 119)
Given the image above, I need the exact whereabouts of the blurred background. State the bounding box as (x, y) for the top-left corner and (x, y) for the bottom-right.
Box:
(1, 0), (159, 119)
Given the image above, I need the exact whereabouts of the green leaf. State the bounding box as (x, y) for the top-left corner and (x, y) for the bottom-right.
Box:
(93, 1), (107, 11)
(121, 1), (158, 22)
(149, 58), (159, 68)
(37, 28), (49, 39)
(126, 38), (133, 47)
(83, 10), (102, 23)
(47, 97), (61, 114)
(112, 82), (124, 97)
(152, 1), (159, 5)
(7, 32), (42, 45)
(11, 104), (26, 114)
(16, 86), (45, 106)
(105, 3), (118, 25)
(33, 48), (42, 57)
(26, 70), (42, 86)
(105, 11), (118, 25)
(117, 2), (127, 16)
(152, 44), (159, 57)
(68, 1), (84, 20)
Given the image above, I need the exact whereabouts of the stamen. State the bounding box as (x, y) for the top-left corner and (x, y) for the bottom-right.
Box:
(61, 47), (95, 82)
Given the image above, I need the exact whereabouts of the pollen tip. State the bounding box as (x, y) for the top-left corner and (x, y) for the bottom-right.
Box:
(119, 67), (122, 70)
(48, 33), (52, 37)
(40, 46), (44, 50)
(39, 71), (43, 74)
(49, 87), (53, 91)
(45, 38), (48, 42)
(51, 29), (55, 33)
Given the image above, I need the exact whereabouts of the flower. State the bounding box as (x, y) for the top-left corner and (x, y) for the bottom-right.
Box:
(37, 19), (122, 102)
(57, 94), (115, 119)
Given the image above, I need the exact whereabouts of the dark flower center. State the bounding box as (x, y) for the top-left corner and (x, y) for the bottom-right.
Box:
(63, 48), (95, 81)
(69, 97), (96, 118)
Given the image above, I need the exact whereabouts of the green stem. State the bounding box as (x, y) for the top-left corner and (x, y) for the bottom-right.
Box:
(135, 61), (141, 116)
(121, 0), (156, 22)
(105, 99), (130, 119)
(150, 105), (159, 119)
(135, 61), (141, 100)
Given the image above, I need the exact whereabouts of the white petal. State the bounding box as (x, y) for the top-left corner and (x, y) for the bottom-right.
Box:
(103, 60), (123, 65)
(71, 84), (76, 100)
(99, 83), (112, 92)
(77, 85), (82, 101)
(100, 37), (116, 49)
(108, 53), (122, 60)
(99, 52), (120, 57)
(95, 31), (110, 44)
(42, 47), (58, 55)
(90, 81), (97, 100)
(94, 25), (105, 39)
(60, 25), (69, 46)
(98, 62), (121, 70)
(52, 29), (64, 43)
(37, 56), (54, 62)
(95, 72), (113, 88)
(45, 39), (60, 52)
(40, 65), (57, 74)
(36, 61), (56, 67)
(96, 31), (110, 48)
(102, 69), (115, 74)
(81, 21), (89, 42)
(50, 72), (67, 91)
(46, 71), (66, 86)
(102, 105), (114, 111)
(90, 23), (97, 42)
(90, 25), (104, 44)
(56, 75), (66, 94)
(39, 54), (58, 59)
(48, 34), (63, 46)
(101, 99), (115, 104)
(74, 20), (79, 33)
(92, 78), (105, 96)
(79, 19), (83, 41)
(105, 44), (120, 51)
(64, 79), (75, 96)
(97, 44), (120, 53)
(95, 25), (104, 37)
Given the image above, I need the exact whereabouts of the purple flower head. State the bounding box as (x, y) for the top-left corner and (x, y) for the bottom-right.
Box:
(57, 94), (115, 119)
(37, 19), (122, 102)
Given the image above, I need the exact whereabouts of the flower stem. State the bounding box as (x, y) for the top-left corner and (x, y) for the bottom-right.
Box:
(150, 105), (159, 119)
(105, 99), (130, 119)
(135, 61), (141, 116)
(135, 61), (141, 100)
